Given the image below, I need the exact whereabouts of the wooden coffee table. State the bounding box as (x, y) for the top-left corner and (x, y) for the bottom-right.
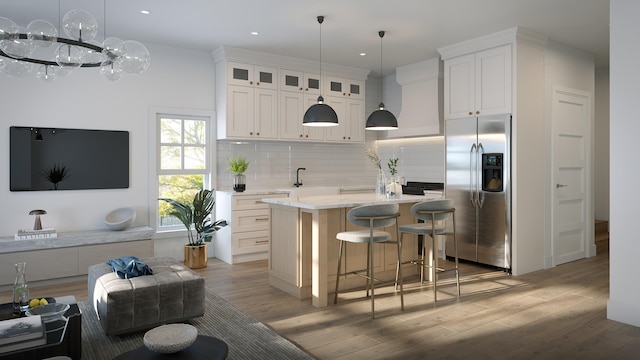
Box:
(113, 335), (228, 360)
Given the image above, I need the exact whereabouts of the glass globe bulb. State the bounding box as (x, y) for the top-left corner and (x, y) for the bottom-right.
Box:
(0, 26), (35, 59)
(0, 57), (33, 77)
(102, 37), (125, 65)
(62, 9), (98, 41)
(36, 64), (57, 82)
(56, 44), (84, 68)
(121, 40), (150, 74)
(100, 62), (122, 81)
(0, 17), (19, 38)
(83, 39), (106, 65)
(27, 20), (57, 47)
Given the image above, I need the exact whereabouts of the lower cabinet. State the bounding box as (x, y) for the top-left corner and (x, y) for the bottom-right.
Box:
(0, 238), (153, 288)
(215, 191), (288, 264)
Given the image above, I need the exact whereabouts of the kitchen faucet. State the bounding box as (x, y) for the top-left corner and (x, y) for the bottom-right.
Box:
(294, 168), (306, 187)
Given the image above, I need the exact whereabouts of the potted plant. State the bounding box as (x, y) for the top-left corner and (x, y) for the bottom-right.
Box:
(159, 189), (228, 269)
(228, 155), (249, 192)
(386, 157), (401, 198)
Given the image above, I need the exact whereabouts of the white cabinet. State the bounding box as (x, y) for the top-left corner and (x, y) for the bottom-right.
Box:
(279, 91), (325, 141)
(444, 44), (511, 119)
(214, 192), (288, 264)
(325, 76), (364, 100)
(324, 97), (365, 143)
(279, 69), (321, 95)
(218, 61), (279, 139)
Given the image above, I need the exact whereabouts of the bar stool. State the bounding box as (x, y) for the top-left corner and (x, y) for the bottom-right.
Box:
(397, 199), (460, 302)
(334, 203), (404, 318)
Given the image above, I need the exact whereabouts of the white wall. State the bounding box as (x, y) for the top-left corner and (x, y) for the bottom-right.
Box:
(0, 43), (215, 249)
(608, 0), (640, 327)
(594, 69), (610, 222)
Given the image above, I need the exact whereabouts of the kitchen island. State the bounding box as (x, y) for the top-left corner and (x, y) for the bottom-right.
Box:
(262, 193), (439, 307)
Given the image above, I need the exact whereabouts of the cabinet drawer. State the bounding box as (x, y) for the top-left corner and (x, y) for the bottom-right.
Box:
(232, 209), (270, 232)
(0, 248), (78, 285)
(232, 193), (287, 210)
(232, 230), (269, 254)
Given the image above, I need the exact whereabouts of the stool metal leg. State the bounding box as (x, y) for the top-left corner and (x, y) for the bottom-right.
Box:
(369, 239), (375, 318)
(334, 240), (345, 304)
(396, 222), (404, 311)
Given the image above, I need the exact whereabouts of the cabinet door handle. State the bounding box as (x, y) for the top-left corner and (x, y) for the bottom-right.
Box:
(468, 112), (473, 115)
(305, 134), (309, 138)
(256, 132), (260, 136)
(299, 134), (303, 138)
(249, 131), (253, 135)
(250, 81), (253, 85)
(255, 240), (269, 244)
(476, 111), (480, 115)
(255, 217), (269, 221)
(255, 200), (264, 204)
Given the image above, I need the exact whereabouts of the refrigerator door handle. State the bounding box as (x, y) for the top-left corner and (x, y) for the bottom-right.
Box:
(477, 142), (485, 208)
(470, 143), (477, 207)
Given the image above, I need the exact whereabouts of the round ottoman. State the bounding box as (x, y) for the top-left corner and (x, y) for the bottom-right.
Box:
(143, 324), (198, 353)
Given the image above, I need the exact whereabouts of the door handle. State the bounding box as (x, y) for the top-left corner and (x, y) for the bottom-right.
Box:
(556, 183), (568, 188)
(470, 144), (477, 207)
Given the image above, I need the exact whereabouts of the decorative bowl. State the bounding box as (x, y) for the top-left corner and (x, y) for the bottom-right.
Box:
(25, 303), (70, 323)
(105, 207), (136, 230)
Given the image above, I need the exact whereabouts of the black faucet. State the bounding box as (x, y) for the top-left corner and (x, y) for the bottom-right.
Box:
(294, 167), (306, 187)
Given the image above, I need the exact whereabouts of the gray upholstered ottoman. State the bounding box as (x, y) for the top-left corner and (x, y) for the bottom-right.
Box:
(88, 257), (205, 336)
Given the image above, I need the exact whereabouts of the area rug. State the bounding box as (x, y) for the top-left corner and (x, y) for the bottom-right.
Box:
(79, 288), (314, 359)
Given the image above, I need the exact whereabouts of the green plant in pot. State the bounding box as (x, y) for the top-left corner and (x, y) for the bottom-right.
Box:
(228, 155), (249, 192)
(159, 189), (228, 268)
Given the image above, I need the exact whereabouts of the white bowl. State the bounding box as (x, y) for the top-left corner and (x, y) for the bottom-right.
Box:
(105, 207), (136, 231)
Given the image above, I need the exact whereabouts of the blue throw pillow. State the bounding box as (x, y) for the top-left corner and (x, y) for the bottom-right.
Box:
(106, 256), (153, 279)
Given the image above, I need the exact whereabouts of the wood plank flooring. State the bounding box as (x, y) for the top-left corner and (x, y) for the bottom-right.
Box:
(3, 250), (639, 359)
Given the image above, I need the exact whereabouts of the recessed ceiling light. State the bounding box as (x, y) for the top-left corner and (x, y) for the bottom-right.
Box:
(251, 31), (259, 36)
(140, 10), (151, 15)
(360, 53), (366, 56)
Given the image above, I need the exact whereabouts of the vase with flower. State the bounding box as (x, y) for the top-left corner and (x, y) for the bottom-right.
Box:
(386, 157), (401, 199)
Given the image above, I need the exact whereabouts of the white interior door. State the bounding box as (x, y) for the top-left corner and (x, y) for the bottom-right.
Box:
(552, 86), (591, 265)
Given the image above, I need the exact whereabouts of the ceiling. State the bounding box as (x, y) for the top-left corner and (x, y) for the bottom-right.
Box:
(2, 0), (610, 77)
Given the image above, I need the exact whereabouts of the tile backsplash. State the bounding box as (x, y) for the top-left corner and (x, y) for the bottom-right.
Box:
(216, 136), (444, 190)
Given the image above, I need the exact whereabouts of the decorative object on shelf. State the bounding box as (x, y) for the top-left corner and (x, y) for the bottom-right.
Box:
(386, 157), (401, 199)
(14, 228), (57, 240)
(13, 262), (29, 313)
(0, 3), (150, 82)
(227, 155), (249, 192)
(366, 31), (398, 130)
(158, 189), (228, 269)
(42, 163), (68, 190)
(366, 146), (386, 199)
(28, 209), (47, 230)
(303, 15), (338, 127)
(143, 324), (198, 354)
(105, 207), (136, 231)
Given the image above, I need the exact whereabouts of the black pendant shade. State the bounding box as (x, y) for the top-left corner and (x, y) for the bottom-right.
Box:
(366, 102), (398, 130)
(303, 16), (338, 127)
(367, 30), (398, 130)
(303, 96), (339, 126)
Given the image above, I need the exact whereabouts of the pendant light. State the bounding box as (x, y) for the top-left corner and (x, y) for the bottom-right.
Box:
(303, 16), (338, 127)
(366, 31), (398, 130)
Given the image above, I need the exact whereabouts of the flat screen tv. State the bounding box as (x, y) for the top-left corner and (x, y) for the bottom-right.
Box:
(10, 126), (129, 191)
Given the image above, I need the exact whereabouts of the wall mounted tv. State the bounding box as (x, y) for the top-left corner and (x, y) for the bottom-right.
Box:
(10, 126), (129, 191)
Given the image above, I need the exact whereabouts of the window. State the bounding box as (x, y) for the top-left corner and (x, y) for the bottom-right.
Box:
(157, 114), (210, 230)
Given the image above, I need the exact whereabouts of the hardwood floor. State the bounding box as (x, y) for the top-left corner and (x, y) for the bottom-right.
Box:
(3, 250), (639, 359)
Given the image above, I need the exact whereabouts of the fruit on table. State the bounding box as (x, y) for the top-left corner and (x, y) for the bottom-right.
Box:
(28, 298), (49, 308)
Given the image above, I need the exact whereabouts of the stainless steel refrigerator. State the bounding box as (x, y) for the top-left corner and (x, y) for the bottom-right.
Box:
(445, 114), (511, 271)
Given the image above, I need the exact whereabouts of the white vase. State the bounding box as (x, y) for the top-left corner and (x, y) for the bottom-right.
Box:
(386, 176), (401, 199)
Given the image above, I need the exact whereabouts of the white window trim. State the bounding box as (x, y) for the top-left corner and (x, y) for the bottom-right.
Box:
(148, 106), (216, 238)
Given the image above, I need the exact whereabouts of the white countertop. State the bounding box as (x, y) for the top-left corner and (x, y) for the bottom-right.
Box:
(261, 193), (437, 210)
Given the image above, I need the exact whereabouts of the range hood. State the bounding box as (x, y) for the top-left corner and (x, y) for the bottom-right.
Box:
(383, 57), (443, 138)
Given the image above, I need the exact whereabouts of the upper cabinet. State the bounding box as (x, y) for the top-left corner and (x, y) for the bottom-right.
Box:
(213, 46), (369, 143)
(325, 76), (364, 100)
(443, 44), (511, 119)
(218, 61), (279, 139)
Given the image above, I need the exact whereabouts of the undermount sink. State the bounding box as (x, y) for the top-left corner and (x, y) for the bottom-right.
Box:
(279, 186), (341, 199)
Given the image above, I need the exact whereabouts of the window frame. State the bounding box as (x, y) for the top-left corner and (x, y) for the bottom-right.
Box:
(149, 107), (216, 237)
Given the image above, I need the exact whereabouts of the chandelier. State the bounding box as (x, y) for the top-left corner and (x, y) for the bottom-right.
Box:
(0, 8), (150, 82)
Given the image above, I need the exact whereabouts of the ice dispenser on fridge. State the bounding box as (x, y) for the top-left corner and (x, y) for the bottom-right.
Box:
(482, 153), (503, 192)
